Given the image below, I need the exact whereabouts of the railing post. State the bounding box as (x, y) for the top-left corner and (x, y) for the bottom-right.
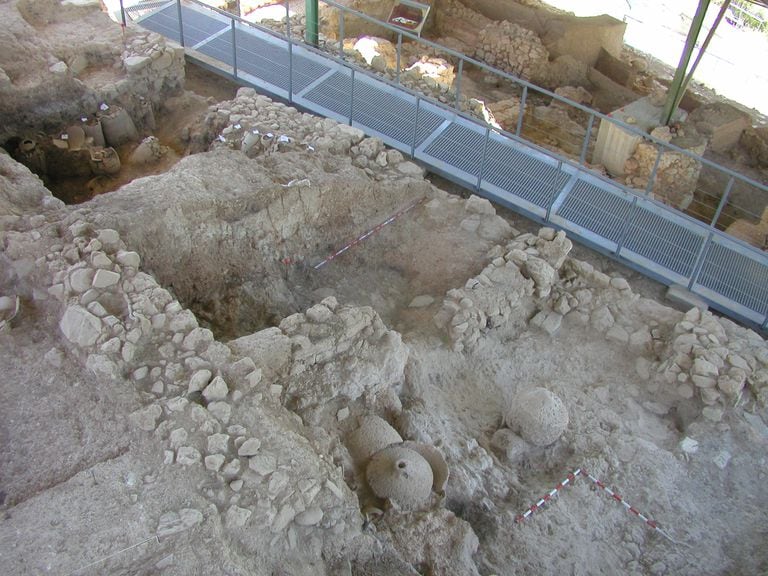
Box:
(396, 33), (402, 85)
(119, 0), (126, 27)
(686, 176), (734, 290)
(645, 146), (663, 195)
(231, 19), (237, 79)
(516, 85), (527, 137)
(615, 195), (638, 256)
(710, 176), (735, 228)
(287, 1), (293, 102)
(455, 59), (463, 111)
(349, 68), (355, 126)
(476, 127), (491, 192)
(411, 97), (421, 158)
(687, 234), (713, 290)
(176, 0), (185, 47)
(285, 0), (290, 38)
(545, 161), (563, 221)
(339, 10), (345, 59)
(579, 113), (595, 166)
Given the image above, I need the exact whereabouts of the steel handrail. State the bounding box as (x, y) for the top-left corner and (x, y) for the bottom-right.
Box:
(317, 0), (768, 195)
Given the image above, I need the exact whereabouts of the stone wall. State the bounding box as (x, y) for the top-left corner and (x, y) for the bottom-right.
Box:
(622, 126), (707, 210)
(463, 0), (626, 66)
(474, 20), (549, 83)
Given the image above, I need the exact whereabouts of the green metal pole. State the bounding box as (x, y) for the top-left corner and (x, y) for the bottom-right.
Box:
(673, 0), (731, 114)
(305, 0), (319, 46)
(661, 0), (710, 125)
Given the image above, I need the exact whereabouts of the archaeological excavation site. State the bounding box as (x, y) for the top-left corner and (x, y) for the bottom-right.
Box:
(2, 0), (768, 574)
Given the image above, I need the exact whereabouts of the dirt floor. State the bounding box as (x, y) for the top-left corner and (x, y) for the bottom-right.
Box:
(1, 2), (768, 576)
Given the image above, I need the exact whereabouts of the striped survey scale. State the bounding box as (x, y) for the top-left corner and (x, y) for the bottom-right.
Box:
(312, 197), (426, 270)
(515, 468), (678, 543)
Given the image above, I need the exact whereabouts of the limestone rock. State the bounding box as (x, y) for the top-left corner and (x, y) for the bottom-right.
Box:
(129, 404), (162, 431)
(202, 376), (228, 402)
(59, 305), (102, 347)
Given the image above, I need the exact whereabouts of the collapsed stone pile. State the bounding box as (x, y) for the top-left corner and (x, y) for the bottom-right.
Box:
(474, 20), (549, 83)
(434, 217), (572, 351)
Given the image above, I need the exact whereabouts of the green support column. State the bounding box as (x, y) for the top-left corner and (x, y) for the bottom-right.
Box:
(661, 0), (711, 126)
(305, 0), (319, 46)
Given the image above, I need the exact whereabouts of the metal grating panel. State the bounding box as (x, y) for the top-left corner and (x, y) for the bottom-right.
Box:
(483, 139), (569, 208)
(350, 81), (443, 146)
(556, 179), (632, 243)
(303, 73), (442, 146)
(140, 4), (227, 46)
(697, 241), (768, 316)
(423, 123), (486, 176)
(302, 71), (352, 117)
(197, 28), (330, 92)
(622, 205), (704, 277)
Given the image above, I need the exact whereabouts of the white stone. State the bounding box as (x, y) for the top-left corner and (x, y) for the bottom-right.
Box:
(70, 268), (95, 293)
(182, 327), (213, 352)
(294, 507), (323, 526)
(170, 428), (188, 449)
(59, 305), (102, 347)
(125, 55), (151, 73)
(226, 505), (252, 528)
(337, 407), (350, 421)
(679, 437), (699, 454)
(90, 251), (112, 269)
(408, 295), (435, 308)
(207, 433), (230, 454)
(238, 438), (261, 456)
(129, 404), (162, 431)
(116, 250), (141, 268)
(230, 479), (244, 492)
(189, 369), (212, 393)
(396, 161), (424, 177)
(693, 357), (719, 377)
(207, 401), (231, 423)
(92, 269), (120, 288)
(249, 454), (277, 475)
(222, 459), (242, 477)
(176, 446), (201, 466)
(203, 376), (228, 401)
(205, 454), (225, 471)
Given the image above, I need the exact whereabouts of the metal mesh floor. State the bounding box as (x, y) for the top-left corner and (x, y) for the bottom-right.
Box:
(483, 139), (569, 208)
(302, 72), (443, 147)
(555, 180), (632, 243)
(697, 241), (768, 316)
(197, 28), (331, 93)
(621, 204), (704, 278)
(139, 3), (227, 46)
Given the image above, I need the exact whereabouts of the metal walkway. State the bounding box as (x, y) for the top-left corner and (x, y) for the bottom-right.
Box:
(133, 1), (768, 330)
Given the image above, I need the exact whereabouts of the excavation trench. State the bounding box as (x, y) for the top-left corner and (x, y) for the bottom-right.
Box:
(85, 147), (508, 340)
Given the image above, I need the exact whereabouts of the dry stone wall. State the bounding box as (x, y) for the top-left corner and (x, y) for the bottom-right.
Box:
(622, 126), (707, 210)
(474, 20), (549, 83)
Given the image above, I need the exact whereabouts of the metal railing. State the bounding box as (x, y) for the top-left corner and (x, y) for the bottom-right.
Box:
(123, 0), (768, 329)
